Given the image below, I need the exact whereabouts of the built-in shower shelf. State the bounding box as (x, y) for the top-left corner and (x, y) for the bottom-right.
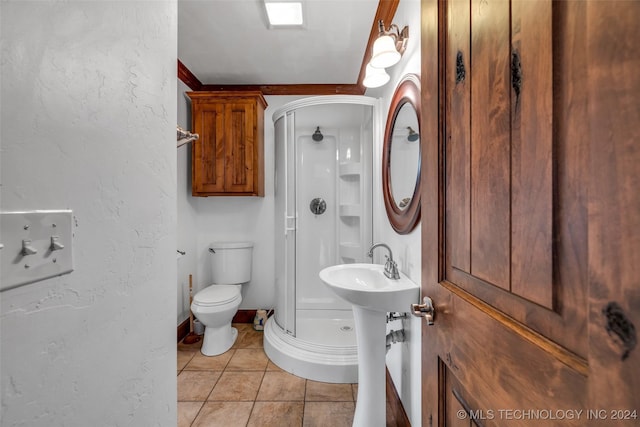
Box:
(339, 162), (361, 177)
(339, 243), (362, 260)
(339, 204), (361, 217)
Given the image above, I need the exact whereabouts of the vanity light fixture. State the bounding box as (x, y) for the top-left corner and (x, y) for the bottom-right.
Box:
(362, 64), (391, 88)
(370, 20), (409, 69)
(264, 1), (304, 27)
(363, 20), (409, 88)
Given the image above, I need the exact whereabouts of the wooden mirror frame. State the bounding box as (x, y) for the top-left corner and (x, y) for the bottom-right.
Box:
(382, 74), (421, 234)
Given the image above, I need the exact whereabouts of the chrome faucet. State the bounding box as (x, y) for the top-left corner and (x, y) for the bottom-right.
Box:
(367, 243), (400, 280)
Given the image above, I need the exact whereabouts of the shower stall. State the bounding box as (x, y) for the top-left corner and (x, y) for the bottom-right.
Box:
(264, 96), (378, 383)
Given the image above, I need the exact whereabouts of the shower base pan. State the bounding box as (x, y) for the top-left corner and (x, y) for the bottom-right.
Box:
(263, 314), (358, 383)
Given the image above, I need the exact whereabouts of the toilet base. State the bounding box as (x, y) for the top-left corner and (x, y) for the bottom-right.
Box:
(201, 325), (238, 356)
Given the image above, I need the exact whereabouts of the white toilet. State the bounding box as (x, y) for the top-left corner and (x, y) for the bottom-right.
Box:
(191, 241), (253, 356)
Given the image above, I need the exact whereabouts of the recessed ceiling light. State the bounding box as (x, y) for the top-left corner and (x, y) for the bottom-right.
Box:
(264, 1), (304, 27)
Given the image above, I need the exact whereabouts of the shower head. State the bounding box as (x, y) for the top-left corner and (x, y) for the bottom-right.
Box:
(407, 126), (420, 142)
(312, 126), (324, 142)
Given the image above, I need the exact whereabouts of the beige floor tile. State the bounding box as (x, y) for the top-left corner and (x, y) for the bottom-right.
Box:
(185, 350), (235, 371)
(305, 381), (354, 401)
(233, 323), (254, 332)
(192, 401), (254, 427)
(235, 330), (264, 348)
(232, 331), (247, 349)
(178, 401), (203, 427)
(226, 348), (269, 371)
(177, 324), (362, 427)
(208, 371), (265, 401)
(256, 371), (306, 401)
(302, 401), (355, 427)
(178, 337), (203, 352)
(266, 360), (284, 372)
(177, 370), (221, 401)
(178, 350), (196, 371)
(247, 401), (304, 427)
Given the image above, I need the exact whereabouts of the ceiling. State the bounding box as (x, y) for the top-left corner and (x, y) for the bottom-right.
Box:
(177, 0), (396, 94)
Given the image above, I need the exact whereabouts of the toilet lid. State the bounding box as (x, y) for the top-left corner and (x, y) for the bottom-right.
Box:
(193, 285), (241, 307)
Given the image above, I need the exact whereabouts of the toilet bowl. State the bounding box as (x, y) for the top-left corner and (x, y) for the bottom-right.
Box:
(191, 241), (253, 356)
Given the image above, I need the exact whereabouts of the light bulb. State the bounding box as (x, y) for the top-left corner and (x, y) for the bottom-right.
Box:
(370, 35), (401, 69)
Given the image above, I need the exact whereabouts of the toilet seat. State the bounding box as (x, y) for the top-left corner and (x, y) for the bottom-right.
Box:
(193, 285), (241, 307)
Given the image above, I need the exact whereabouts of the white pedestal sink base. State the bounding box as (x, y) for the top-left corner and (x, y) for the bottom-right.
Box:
(352, 306), (387, 427)
(318, 263), (420, 427)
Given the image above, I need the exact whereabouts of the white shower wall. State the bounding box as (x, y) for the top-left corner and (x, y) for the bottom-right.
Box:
(296, 133), (341, 310)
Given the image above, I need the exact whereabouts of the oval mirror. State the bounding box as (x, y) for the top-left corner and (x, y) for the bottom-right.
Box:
(382, 74), (421, 234)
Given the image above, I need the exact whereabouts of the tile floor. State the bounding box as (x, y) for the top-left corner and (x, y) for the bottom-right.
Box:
(177, 323), (399, 427)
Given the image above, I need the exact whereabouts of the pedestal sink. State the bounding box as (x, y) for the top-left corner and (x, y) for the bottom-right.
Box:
(319, 263), (419, 427)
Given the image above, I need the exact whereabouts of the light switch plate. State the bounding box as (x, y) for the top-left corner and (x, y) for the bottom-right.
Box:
(0, 210), (74, 291)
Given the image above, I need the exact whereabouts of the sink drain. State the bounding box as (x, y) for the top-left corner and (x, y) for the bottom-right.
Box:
(339, 325), (353, 332)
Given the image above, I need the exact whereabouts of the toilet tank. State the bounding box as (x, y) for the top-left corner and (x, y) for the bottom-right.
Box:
(210, 241), (253, 285)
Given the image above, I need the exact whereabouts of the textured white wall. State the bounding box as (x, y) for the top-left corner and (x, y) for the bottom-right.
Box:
(1, 2), (177, 426)
(366, 1), (423, 425)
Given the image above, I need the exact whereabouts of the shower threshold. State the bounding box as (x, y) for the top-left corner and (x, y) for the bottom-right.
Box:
(263, 315), (358, 383)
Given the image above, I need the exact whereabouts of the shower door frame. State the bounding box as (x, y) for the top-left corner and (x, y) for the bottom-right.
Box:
(274, 111), (298, 336)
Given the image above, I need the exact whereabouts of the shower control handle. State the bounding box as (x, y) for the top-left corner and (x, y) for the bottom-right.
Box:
(309, 198), (326, 215)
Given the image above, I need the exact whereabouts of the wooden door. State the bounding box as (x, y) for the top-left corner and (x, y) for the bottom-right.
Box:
(420, 1), (640, 426)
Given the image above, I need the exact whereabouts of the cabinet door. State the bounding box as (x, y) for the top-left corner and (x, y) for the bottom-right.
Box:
(192, 102), (225, 194)
(223, 101), (257, 194)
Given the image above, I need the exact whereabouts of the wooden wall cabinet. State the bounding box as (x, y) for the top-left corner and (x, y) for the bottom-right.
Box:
(187, 91), (267, 197)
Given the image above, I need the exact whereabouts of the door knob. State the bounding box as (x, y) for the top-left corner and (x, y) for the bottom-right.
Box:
(411, 296), (435, 325)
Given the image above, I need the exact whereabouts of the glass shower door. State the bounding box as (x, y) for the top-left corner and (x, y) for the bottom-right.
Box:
(274, 113), (297, 336)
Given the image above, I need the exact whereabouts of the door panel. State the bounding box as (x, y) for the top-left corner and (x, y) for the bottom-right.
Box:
(192, 104), (225, 193)
(509, 0), (553, 308)
(445, 0), (471, 275)
(224, 102), (255, 193)
(468, 0), (511, 291)
(421, 0), (640, 426)
(444, 0), (586, 358)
